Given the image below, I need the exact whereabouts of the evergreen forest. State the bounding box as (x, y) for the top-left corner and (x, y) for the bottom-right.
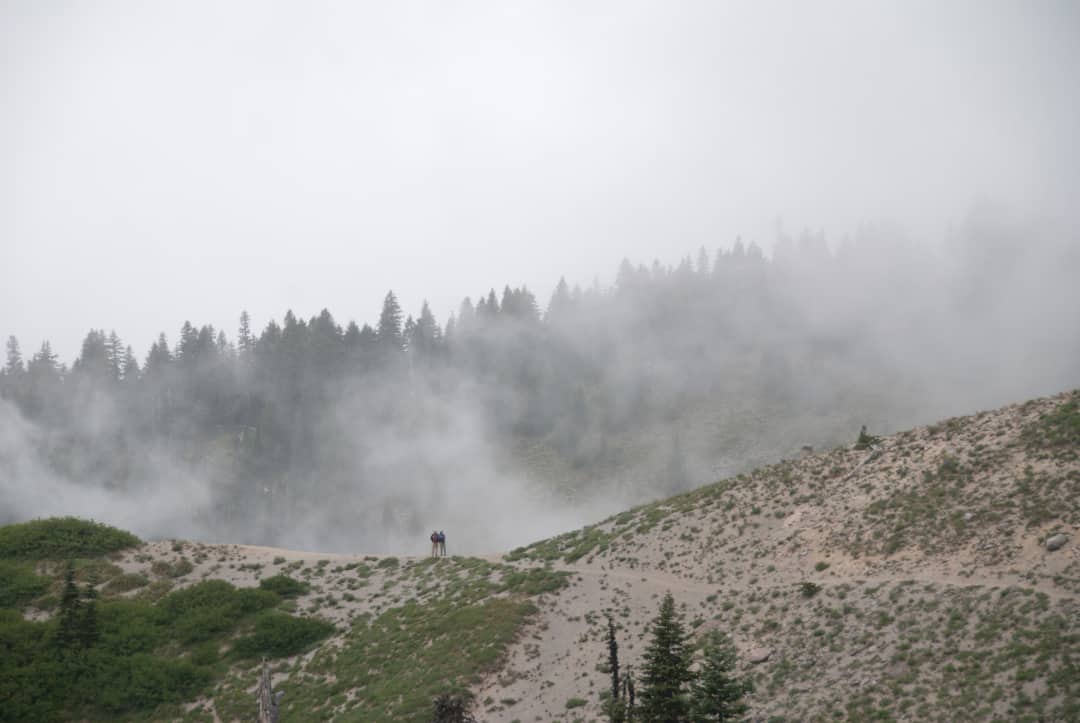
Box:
(3, 207), (1079, 552)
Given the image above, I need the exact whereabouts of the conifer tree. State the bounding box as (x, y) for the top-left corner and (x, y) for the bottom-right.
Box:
(238, 310), (254, 355)
(411, 301), (441, 361)
(54, 563), (82, 652)
(122, 346), (140, 381)
(144, 333), (172, 375)
(5, 335), (23, 375)
(106, 330), (124, 380)
(177, 321), (198, 361)
(29, 341), (59, 376)
(605, 615), (627, 723)
(546, 277), (572, 325)
(639, 592), (693, 722)
(690, 631), (750, 722)
(343, 320), (361, 349)
(377, 291), (404, 352)
(77, 586), (100, 649)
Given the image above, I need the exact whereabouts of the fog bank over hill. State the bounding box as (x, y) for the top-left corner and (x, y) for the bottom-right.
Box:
(2, 202), (1078, 552)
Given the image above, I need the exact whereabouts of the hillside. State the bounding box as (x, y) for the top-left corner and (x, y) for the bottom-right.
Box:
(1, 390), (1077, 722)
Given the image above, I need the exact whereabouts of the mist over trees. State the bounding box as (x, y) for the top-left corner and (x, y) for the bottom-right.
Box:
(2, 204), (1079, 552)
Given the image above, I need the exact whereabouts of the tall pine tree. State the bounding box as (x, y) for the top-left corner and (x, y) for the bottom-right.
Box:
(690, 631), (750, 722)
(639, 592), (693, 722)
(377, 291), (404, 353)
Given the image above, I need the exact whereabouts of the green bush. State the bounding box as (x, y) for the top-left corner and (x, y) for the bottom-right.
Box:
(0, 518), (140, 560)
(259, 574), (310, 598)
(233, 610), (334, 658)
(97, 599), (165, 655)
(162, 580), (278, 643)
(0, 561), (51, 608)
(87, 652), (212, 714)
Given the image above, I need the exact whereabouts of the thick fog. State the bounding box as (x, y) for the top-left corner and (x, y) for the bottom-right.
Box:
(4, 1), (1079, 360)
(2, 2), (1079, 553)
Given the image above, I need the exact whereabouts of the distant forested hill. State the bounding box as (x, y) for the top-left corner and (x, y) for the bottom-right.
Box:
(3, 204), (1079, 551)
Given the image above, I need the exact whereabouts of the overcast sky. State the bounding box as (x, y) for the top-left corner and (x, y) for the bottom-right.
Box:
(3, 0), (1079, 362)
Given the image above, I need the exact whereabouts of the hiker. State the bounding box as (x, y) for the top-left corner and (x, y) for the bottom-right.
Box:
(438, 530), (446, 557)
(430, 530), (439, 558)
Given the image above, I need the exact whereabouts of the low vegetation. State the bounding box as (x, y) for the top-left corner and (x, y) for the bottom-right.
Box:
(0, 521), (333, 723)
(0, 517), (140, 560)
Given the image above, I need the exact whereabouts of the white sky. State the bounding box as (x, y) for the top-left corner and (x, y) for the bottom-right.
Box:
(3, 0), (1079, 362)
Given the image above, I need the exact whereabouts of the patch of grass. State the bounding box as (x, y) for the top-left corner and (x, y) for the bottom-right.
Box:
(0, 518), (140, 560)
(1022, 391), (1080, 460)
(302, 595), (536, 722)
(0, 561), (51, 608)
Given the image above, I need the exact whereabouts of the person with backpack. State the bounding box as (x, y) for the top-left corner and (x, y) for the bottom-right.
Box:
(430, 530), (439, 558)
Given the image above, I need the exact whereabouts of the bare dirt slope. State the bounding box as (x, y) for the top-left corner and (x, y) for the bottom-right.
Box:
(102, 389), (1078, 722)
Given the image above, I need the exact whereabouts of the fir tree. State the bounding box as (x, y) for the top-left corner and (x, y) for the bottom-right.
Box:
(5, 335), (23, 375)
(29, 341), (59, 376)
(605, 615), (627, 723)
(639, 592), (693, 722)
(77, 586), (100, 649)
(546, 277), (573, 325)
(54, 563), (82, 652)
(238, 310), (254, 355)
(377, 291), (404, 352)
(690, 631), (750, 722)
(121, 345), (140, 381)
(144, 333), (172, 375)
(106, 330), (124, 380)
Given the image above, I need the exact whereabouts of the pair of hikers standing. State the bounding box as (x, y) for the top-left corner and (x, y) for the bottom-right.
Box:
(430, 530), (447, 557)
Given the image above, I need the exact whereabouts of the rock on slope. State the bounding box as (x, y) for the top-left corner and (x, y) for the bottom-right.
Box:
(482, 389), (1079, 722)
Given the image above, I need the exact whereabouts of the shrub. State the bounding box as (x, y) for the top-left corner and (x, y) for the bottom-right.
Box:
(232, 610), (334, 658)
(0, 518), (140, 560)
(161, 580), (277, 643)
(103, 573), (150, 594)
(259, 575), (310, 598)
(0, 561), (51, 608)
(800, 581), (821, 598)
(88, 652), (211, 714)
(151, 558), (194, 578)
